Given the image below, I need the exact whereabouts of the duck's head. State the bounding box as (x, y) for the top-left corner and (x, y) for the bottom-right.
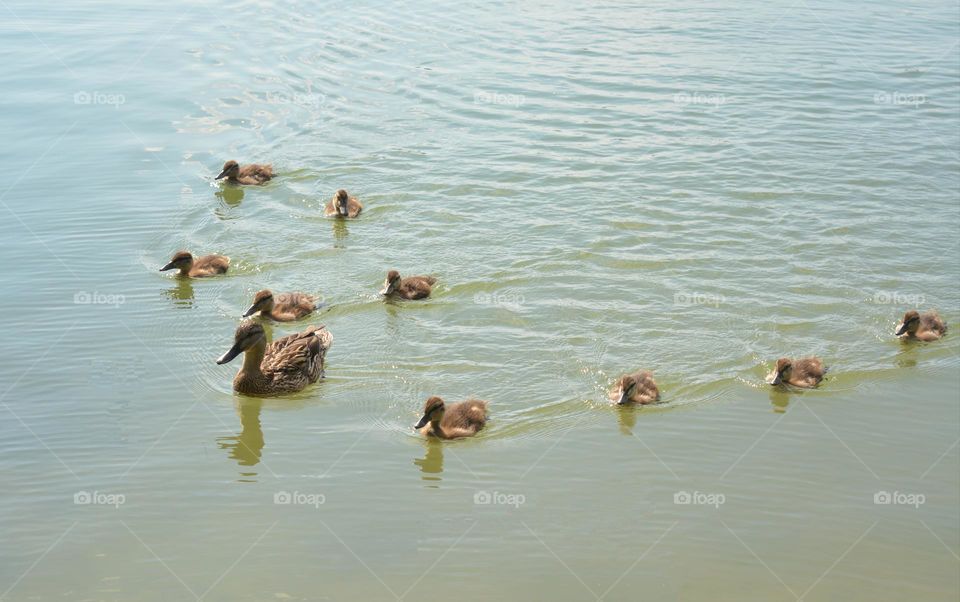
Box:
(217, 320), (266, 364)
(215, 160), (240, 180)
(333, 189), (350, 216)
(895, 310), (920, 336)
(615, 375), (639, 405)
(160, 250), (194, 272)
(414, 396), (445, 429)
(380, 270), (401, 296)
(765, 358), (791, 385)
(243, 289), (275, 318)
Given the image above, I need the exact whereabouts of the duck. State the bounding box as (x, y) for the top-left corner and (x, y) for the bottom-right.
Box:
(414, 396), (488, 439)
(242, 289), (320, 322)
(159, 251), (229, 278)
(895, 310), (946, 341)
(765, 357), (825, 388)
(216, 320), (332, 395)
(609, 371), (660, 405)
(324, 189), (363, 218)
(215, 160), (273, 185)
(380, 270), (437, 300)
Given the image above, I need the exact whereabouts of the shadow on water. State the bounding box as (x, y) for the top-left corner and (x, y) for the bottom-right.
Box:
(413, 439), (444, 486)
(217, 398), (265, 478)
(163, 277), (195, 308)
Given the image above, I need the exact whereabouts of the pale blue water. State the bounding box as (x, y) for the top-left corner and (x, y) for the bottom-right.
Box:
(1, 1), (958, 600)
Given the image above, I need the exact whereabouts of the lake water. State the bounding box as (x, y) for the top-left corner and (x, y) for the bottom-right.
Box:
(1, 1), (958, 600)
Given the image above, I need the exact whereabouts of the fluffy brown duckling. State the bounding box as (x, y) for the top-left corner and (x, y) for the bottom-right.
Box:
(380, 270), (437, 300)
(215, 160), (273, 185)
(895, 310), (947, 341)
(609, 371), (660, 405)
(324, 189), (363, 218)
(242, 289), (320, 322)
(216, 320), (332, 395)
(766, 357), (826, 388)
(414, 396), (488, 439)
(159, 250), (229, 278)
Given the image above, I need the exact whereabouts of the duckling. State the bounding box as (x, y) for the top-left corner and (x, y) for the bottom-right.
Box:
(414, 396), (488, 439)
(766, 357), (825, 388)
(216, 320), (332, 396)
(242, 289), (319, 322)
(324, 189), (363, 218)
(215, 160), (273, 185)
(609, 371), (660, 405)
(380, 270), (437, 300)
(159, 250), (229, 278)
(895, 309), (946, 341)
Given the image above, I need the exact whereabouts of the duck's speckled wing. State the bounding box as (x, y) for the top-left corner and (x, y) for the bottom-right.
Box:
(263, 325), (333, 383)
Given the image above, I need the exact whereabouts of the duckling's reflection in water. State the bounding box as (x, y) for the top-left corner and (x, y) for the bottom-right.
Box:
(895, 344), (919, 369)
(331, 218), (349, 248)
(163, 278), (195, 308)
(217, 398), (265, 470)
(413, 439), (444, 484)
(616, 404), (638, 435)
(768, 387), (792, 413)
(215, 185), (245, 207)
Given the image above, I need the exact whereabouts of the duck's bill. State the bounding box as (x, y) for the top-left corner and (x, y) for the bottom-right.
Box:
(216, 343), (244, 365)
(379, 286), (391, 296)
(616, 389), (630, 405)
(894, 322), (908, 336)
(241, 304), (259, 318)
(159, 261), (176, 272)
(413, 414), (431, 429)
(765, 371), (782, 385)
(214, 169), (229, 180)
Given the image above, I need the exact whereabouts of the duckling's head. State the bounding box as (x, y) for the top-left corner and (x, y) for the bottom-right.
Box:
(765, 358), (791, 385)
(380, 270), (402, 296)
(414, 396), (445, 429)
(159, 250), (194, 272)
(215, 160), (240, 180)
(243, 289), (275, 318)
(615, 375), (638, 405)
(895, 310), (920, 336)
(216, 320), (266, 364)
(334, 189), (350, 216)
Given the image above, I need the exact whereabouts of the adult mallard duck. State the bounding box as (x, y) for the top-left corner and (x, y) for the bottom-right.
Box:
(215, 160), (273, 185)
(380, 270), (437, 300)
(324, 189), (363, 218)
(216, 321), (332, 395)
(159, 251), (229, 278)
(765, 357), (825, 388)
(414, 396), (488, 439)
(242, 289), (320, 322)
(895, 310), (946, 341)
(609, 370), (660, 405)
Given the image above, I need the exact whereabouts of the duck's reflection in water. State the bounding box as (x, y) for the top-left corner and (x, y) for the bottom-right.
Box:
(163, 278), (195, 308)
(768, 387), (791, 413)
(331, 218), (349, 248)
(894, 344), (918, 369)
(616, 404), (638, 435)
(215, 185), (245, 207)
(217, 398), (265, 474)
(414, 439), (444, 485)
